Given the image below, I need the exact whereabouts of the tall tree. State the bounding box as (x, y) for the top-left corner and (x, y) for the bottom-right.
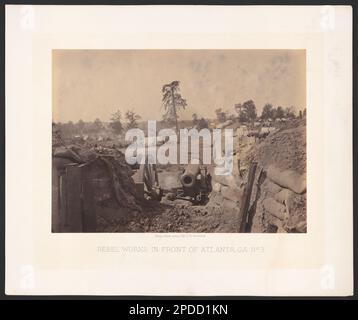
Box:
(162, 81), (187, 134)
(197, 117), (209, 130)
(109, 110), (123, 134)
(243, 100), (257, 121)
(234, 103), (242, 116)
(215, 108), (227, 123)
(77, 119), (85, 134)
(276, 106), (285, 119)
(238, 100), (257, 123)
(261, 103), (274, 120)
(284, 106), (296, 119)
(125, 109), (141, 129)
(66, 121), (75, 136)
(192, 113), (198, 126)
(92, 118), (103, 132)
(52, 121), (64, 147)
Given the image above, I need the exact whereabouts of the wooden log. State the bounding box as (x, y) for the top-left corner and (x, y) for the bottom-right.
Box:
(239, 162), (257, 232)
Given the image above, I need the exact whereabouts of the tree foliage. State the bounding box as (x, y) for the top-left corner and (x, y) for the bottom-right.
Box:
(234, 103), (242, 116)
(261, 104), (296, 120)
(237, 100), (257, 123)
(77, 119), (85, 133)
(125, 109), (141, 129)
(196, 117), (209, 130)
(192, 113), (198, 125)
(261, 103), (274, 120)
(92, 118), (103, 132)
(215, 108), (227, 123)
(162, 81), (187, 132)
(192, 113), (208, 130)
(284, 107), (296, 119)
(109, 110), (123, 134)
(276, 106), (285, 119)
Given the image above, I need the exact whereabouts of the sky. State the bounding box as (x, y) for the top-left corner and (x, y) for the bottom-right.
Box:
(52, 49), (306, 123)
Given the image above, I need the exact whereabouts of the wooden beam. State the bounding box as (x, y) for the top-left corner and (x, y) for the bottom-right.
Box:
(239, 162), (258, 233)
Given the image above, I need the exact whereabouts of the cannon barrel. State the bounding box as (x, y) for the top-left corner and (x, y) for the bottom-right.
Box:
(180, 163), (201, 188)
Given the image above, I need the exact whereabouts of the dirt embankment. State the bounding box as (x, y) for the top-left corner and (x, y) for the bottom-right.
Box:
(244, 119), (306, 174)
(242, 118), (307, 233)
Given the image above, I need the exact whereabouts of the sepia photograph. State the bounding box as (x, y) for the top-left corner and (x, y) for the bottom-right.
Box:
(5, 4), (353, 298)
(52, 49), (307, 233)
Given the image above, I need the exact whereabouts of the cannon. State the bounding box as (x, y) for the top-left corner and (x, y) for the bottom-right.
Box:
(176, 163), (212, 204)
(131, 158), (211, 205)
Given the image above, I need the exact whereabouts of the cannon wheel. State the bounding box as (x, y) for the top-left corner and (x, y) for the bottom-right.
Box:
(138, 161), (162, 200)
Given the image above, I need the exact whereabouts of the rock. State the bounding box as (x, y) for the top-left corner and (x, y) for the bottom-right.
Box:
(263, 198), (287, 220)
(266, 165), (306, 194)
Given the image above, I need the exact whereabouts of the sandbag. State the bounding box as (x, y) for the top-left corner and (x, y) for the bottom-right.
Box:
(274, 188), (293, 204)
(263, 179), (282, 194)
(211, 182), (221, 193)
(221, 185), (243, 202)
(266, 165), (306, 194)
(263, 198), (287, 220)
(212, 173), (239, 188)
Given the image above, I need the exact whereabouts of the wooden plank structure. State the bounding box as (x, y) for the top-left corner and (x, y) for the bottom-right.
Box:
(52, 160), (97, 232)
(239, 162), (258, 233)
